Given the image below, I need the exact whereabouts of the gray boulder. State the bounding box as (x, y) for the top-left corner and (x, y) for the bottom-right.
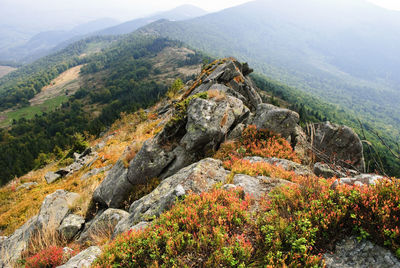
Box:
(310, 122), (365, 172)
(57, 214), (85, 241)
(92, 160), (130, 208)
(232, 174), (292, 199)
(180, 96), (247, 152)
(57, 246), (102, 268)
(0, 216), (38, 265)
(45, 171), (61, 184)
(323, 236), (400, 268)
(0, 190), (79, 265)
(16, 182), (38, 191)
(36, 190), (80, 229)
(80, 164), (112, 181)
(114, 158), (228, 236)
(253, 103), (300, 140)
(78, 208), (129, 243)
(314, 162), (342, 178)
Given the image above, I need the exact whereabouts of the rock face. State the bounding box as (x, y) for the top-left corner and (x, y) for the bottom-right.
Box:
(0, 190), (80, 265)
(113, 158), (228, 235)
(57, 246), (102, 268)
(93, 59), (258, 209)
(232, 174), (292, 199)
(0, 216), (38, 265)
(78, 208), (129, 243)
(45, 171), (61, 184)
(92, 160), (130, 208)
(310, 122), (365, 172)
(323, 237), (400, 268)
(36, 190), (80, 229)
(253, 103), (300, 141)
(57, 214), (85, 241)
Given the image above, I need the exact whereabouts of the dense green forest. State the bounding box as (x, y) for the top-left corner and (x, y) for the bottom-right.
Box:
(0, 37), (204, 185)
(0, 36), (119, 110)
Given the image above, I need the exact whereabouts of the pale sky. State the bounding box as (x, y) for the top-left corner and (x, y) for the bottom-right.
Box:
(0, 0), (399, 31)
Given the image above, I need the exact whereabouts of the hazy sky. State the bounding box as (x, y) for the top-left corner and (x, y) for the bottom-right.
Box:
(0, 0), (399, 31)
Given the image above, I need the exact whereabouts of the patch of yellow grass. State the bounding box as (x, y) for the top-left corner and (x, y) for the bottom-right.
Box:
(0, 108), (165, 236)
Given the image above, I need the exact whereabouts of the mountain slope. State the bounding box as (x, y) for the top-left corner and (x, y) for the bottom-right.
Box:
(98, 4), (207, 36)
(138, 0), (400, 146)
(0, 36), (205, 185)
(0, 19), (119, 63)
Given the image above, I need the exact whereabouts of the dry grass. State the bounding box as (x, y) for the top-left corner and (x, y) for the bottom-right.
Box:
(22, 219), (66, 259)
(0, 108), (165, 237)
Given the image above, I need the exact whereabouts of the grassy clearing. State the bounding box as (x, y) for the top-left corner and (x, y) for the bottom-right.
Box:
(0, 66), (17, 78)
(0, 95), (68, 127)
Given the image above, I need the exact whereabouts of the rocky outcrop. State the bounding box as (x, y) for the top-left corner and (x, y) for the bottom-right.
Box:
(57, 246), (102, 268)
(309, 122), (365, 172)
(93, 59), (258, 209)
(0, 216), (38, 265)
(57, 214), (85, 241)
(113, 158), (228, 235)
(253, 103), (300, 141)
(45, 148), (98, 184)
(323, 237), (400, 267)
(230, 174), (292, 199)
(92, 160), (130, 208)
(331, 174), (384, 189)
(78, 208), (129, 243)
(0, 190), (79, 265)
(45, 171), (61, 184)
(81, 164), (112, 181)
(36, 190), (80, 229)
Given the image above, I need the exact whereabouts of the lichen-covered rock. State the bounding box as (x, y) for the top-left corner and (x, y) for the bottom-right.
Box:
(57, 246), (102, 268)
(180, 96), (247, 152)
(45, 171), (61, 184)
(57, 214), (85, 241)
(36, 190), (80, 229)
(0, 216), (38, 265)
(310, 122), (365, 172)
(323, 236), (400, 267)
(232, 174), (291, 199)
(78, 208), (129, 243)
(314, 162), (344, 178)
(253, 103), (300, 140)
(113, 158), (228, 236)
(331, 173), (385, 189)
(0, 190), (79, 265)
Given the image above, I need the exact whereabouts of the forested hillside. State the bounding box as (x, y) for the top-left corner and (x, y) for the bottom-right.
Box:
(0, 36), (205, 185)
(138, 2), (400, 145)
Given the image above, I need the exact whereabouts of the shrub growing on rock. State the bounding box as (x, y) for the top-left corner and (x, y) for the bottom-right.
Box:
(94, 188), (257, 267)
(215, 125), (299, 163)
